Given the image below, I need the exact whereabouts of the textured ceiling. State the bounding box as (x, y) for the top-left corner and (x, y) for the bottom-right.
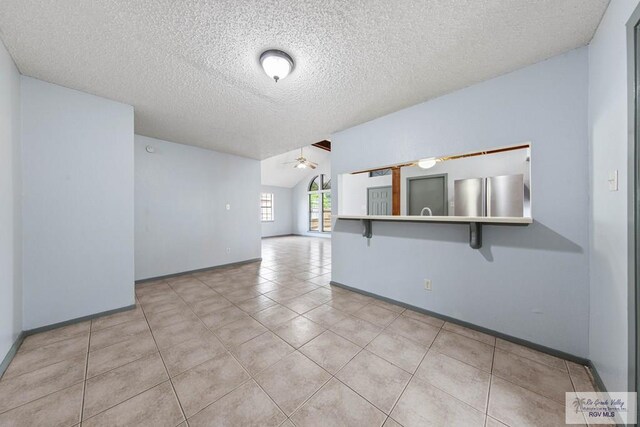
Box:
(261, 146), (329, 188)
(0, 0), (608, 159)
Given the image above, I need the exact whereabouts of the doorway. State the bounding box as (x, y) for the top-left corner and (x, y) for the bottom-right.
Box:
(367, 186), (392, 215)
(407, 174), (448, 216)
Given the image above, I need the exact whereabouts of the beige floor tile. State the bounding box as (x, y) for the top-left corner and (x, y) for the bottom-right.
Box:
(281, 295), (323, 315)
(83, 381), (184, 427)
(370, 298), (405, 314)
(328, 297), (368, 314)
(145, 307), (199, 330)
(177, 289), (220, 305)
(161, 333), (227, 377)
(199, 305), (248, 329)
(138, 291), (178, 306)
(336, 350), (411, 414)
(83, 352), (168, 419)
(91, 306), (145, 332)
(488, 376), (567, 427)
(431, 330), (494, 372)
(304, 288), (334, 303)
(89, 318), (151, 351)
(272, 316), (326, 348)
(485, 417), (508, 427)
(303, 304), (348, 328)
(232, 332), (294, 375)
(353, 304), (400, 327)
(190, 296), (233, 317)
(402, 309), (445, 328)
(383, 417), (403, 427)
(496, 338), (567, 372)
(0, 382), (83, 427)
(223, 287), (262, 303)
(391, 377), (485, 427)
(299, 331), (361, 374)
(492, 349), (573, 403)
(330, 316), (383, 347)
(20, 321), (90, 352)
(253, 305), (299, 329)
(252, 281), (281, 294)
(172, 351), (250, 417)
(385, 316), (440, 348)
(443, 322), (496, 346)
(415, 350), (491, 411)
(254, 351), (331, 416)
(151, 319), (210, 350)
(236, 295), (279, 314)
(264, 288), (309, 303)
(215, 316), (268, 347)
(0, 354), (86, 413)
(567, 361), (597, 392)
(142, 298), (188, 315)
(290, 378), (387, 427)
(366, 332), (428, 374)
(5, 334), (89, 378)
(87, 333), (157, 378)
(188, 380), (286, 427)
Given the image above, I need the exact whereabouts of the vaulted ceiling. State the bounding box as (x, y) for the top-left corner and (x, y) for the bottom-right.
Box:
(0, 0), (608, 159)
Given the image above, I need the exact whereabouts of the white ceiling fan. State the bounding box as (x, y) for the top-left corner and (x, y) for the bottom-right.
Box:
(283, 148), (317, 169)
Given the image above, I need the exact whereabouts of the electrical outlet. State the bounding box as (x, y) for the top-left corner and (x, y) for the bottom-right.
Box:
(226, 247), (231, 254)
(424, 279), (432, 291)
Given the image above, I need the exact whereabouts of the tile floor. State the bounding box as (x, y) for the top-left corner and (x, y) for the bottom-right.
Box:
(0, 236), (599, 426)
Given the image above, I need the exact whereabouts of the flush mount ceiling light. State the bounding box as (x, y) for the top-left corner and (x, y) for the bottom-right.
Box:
(260, 49), (294, 83)
(417, 158), (438, 169)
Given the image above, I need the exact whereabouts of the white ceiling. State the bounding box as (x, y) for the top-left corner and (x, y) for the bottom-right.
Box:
(261, 146), (330, 188)
(0, 1), (608, 159)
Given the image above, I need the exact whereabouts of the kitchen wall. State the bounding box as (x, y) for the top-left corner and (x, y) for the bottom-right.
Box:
(21, 77), (135, 330)
(0, 40), (22, 363)
(261, 185), (293, 237)
(292, 161), (332, 237)
(588, 0), (639, 393)
(331, 47), (590, 357)
(135, 135), (261, 280)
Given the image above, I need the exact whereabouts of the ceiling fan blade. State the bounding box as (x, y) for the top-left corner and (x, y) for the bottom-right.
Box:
(308, 163), (317, 169)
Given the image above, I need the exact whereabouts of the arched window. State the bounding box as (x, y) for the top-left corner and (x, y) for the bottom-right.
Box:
(308, 174), (331, 232)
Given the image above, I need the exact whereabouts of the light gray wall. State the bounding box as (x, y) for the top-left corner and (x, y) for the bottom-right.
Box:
(135, 135), (261, 280)
(331, 47), (589, 357)
(261, 185), (293, 237)
(0, 40), (22, 359)
(21, 77), (135, 330)
(588, 0), (639, 393)
(292, 162), (332, 238)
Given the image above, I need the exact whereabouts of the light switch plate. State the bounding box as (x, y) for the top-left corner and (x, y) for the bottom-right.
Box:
(608, 170), (618, 192)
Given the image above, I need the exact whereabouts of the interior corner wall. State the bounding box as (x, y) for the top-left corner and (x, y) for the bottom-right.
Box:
(331, 47), (590, 357)
(292, 162), (332, 238)
(0, 39), (22, 360)
(21, 77), (135, 330)
(135, 135), (261, 280)
(588, 0), (640, 393)
(261, 185), (293, 237)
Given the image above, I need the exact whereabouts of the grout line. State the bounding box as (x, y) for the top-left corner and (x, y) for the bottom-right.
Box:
(163, 276), (287, 422)
(138, 295), (189, 425)
(79, 320), (92, 421)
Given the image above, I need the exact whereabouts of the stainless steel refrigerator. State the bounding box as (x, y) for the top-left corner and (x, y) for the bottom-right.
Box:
(454, 178), (486, 216)
(454, 174), (524, 217)
(486, 174), (524, 217)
